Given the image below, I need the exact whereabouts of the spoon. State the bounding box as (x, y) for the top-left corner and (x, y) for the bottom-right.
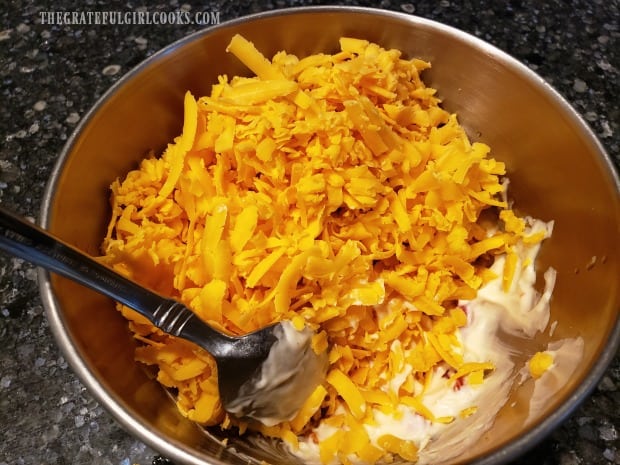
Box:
(0, 206), (327, 424)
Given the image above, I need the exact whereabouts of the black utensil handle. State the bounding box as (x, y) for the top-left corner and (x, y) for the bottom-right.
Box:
(0, 205), (165, 316)
(0, 206), (230, 355)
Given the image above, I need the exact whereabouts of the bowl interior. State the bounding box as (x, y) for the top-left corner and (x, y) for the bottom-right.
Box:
(41, 7), (620, 465)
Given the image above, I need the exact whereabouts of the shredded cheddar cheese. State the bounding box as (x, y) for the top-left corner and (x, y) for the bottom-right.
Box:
(529, 351), (555, 379)
(101, 35), (546, 464)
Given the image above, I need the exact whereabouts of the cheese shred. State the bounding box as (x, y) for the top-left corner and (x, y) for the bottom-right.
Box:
(102, 35), (541, 464)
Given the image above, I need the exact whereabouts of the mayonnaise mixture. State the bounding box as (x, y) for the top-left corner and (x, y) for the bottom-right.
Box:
(524, 337), (584, 425)
(292, 218), (583, 464)
(226, 321), (328, 426)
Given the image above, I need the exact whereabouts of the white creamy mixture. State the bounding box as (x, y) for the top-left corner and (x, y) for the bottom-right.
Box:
(227, 321), (328, 426)
(524, 337), (584, 425)
(292, 218), (583, 464)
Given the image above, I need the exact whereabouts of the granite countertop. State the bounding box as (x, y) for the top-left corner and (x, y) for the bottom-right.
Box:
(0, 1), (618, 464)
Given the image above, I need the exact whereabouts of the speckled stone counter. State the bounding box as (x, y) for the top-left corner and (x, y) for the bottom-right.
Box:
(1, 1), (618, 464)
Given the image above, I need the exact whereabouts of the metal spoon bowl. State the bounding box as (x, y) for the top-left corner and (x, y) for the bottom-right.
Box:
(0, 206), (326, 423)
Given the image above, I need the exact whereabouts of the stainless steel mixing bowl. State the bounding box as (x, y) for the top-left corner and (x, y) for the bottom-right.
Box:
(38, 6), (619, 465)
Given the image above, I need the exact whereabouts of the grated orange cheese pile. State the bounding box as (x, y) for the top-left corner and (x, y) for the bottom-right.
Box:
(101, 35), (547, 464)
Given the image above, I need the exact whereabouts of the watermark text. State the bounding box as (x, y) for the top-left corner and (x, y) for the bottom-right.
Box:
(39, 10), (220, 26)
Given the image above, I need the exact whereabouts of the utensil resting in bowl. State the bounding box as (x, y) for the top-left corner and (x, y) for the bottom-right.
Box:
(0, 205), (327, 424)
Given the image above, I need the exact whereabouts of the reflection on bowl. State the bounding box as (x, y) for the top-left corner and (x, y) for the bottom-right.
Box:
(39, 6), (619, 465)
